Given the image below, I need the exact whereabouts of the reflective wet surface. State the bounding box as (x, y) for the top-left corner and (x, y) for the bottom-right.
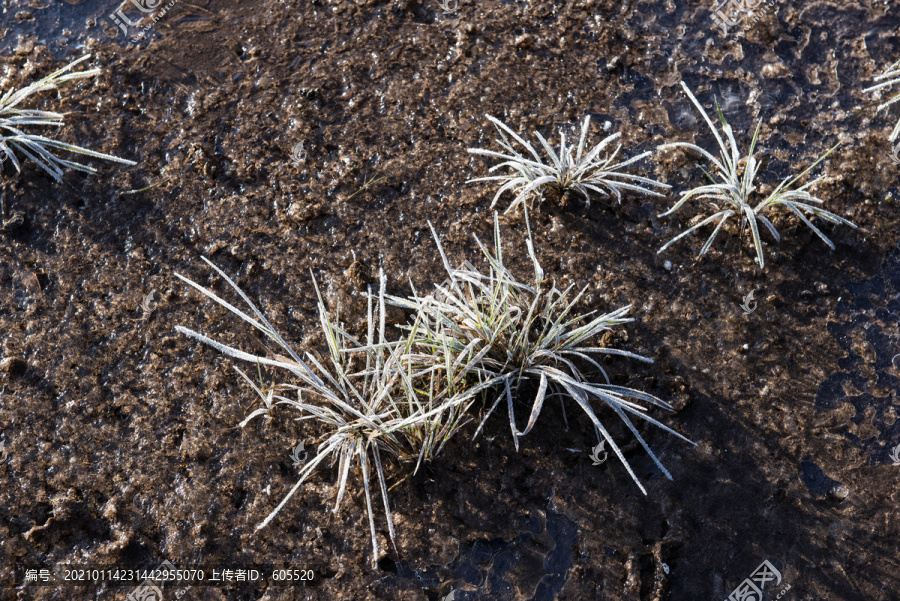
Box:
(0, 1), (899, 600)
(816, 242), (900, 464)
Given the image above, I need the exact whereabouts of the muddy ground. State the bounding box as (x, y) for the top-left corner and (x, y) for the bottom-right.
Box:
(1, 0), (899, 599)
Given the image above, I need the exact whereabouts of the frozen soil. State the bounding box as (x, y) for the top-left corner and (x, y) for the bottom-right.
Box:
(1, 0), (899, 599)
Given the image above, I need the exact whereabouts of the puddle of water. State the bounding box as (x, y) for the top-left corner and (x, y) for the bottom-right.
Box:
(799, 459), (844, 498)
(0, 0), (150, 58)
(815, 243), (900, 464)
(398, 506), (578, 601)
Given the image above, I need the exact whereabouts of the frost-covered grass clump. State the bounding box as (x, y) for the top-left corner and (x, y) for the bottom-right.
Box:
(390, 214), (694, 494)
(176, 259), (475, 564)
(0, 55), (135, 182)
(175, 221), (693, 564)
(657, 82), (857, 269)
(467, 114), (670, 213)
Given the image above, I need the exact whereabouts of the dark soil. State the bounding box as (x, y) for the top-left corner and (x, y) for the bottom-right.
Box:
(1, 0), (899, 599)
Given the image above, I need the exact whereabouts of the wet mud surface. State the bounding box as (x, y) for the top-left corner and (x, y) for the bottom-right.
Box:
(1, 0), (899, 599)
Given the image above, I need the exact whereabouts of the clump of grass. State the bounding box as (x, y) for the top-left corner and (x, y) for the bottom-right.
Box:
(0, 54), (135, 182)
(467, 114), (670, 214)
(175, 259), (473, 564)
(863, 58), (900, 143)
(657, 81), (857, 269)
(390, 213), (693, 495)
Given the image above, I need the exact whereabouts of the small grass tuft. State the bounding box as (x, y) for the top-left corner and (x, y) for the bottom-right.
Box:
(657, 81), (857, 269)
(389, 213), (694, 495)
(467, 114), (670, 213)
(175, 259), (473, 564)
(0, 55), (136, 183)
